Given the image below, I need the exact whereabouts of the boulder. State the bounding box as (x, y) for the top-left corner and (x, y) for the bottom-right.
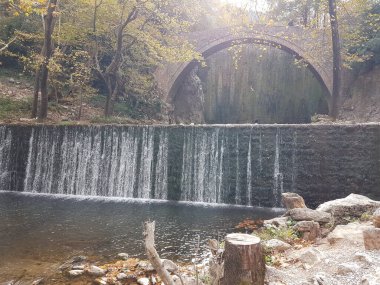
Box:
(363, 227), (380, 250)
(263, 217), (289, 229)
(286, 208), (331, 224)
(281, 192), (306, 210)
(373, 208), (380, 228)
(317, 194), (380, 225)
(294, 248), (323, 268)
(263, 239), (292, 252)
(327, 222), (371, 245)
(293, 221), (320, 241)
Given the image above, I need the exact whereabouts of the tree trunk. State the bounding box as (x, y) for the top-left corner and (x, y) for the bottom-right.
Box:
(31, 68), (41, 118)
(36, 0), (58, 120)
(143, 221), (175, 285)
(328, 0), (342, 120)
(222, 233), (265, 285)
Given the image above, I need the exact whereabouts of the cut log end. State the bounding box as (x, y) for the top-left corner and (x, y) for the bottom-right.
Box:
(222, 233), (266, 285)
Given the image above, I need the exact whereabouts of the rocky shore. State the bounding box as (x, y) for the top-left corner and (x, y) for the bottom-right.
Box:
(2, 193), (379, 285)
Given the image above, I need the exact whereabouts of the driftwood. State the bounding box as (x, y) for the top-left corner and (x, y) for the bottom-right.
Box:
(143, 221), (175, 285)
(222, 233), (265, 285)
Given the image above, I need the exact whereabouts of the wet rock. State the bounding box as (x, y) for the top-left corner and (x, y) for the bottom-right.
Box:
(68, 270), (84, 277)
(117, 273), (128, 280)
(287, 208), (331, 224)
(317, 194), (380, 225)
(294, 221), (320, 241)
(137, 277), (150, 285)
(263, 239), (292, 252)
(264, 217), (289, 229)
(373, 208), (380, 228)
(86, 265), (106, 276)
(363, 227), (380, 250)
(71, 256), (87, 263)
(117, 253), (129, 260)
(337, 262), (360, 274)
(72, 264), (85, 270)
(281, 192), (306, 209)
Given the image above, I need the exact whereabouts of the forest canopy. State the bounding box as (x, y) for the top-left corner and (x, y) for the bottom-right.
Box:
(0, 0), (378, 121)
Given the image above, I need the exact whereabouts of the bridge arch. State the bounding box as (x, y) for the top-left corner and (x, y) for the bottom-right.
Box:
(154, 26), (333, 108)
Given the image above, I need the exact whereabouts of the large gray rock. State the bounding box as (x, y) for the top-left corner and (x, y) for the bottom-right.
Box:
(281, 192), (306, 210)
(286, 208), (331, 224)
(327, 222), (372, 245)
(317, 194), (380, 225)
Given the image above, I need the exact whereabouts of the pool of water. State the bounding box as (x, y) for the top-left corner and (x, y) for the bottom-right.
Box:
(0, 191), (283, 282)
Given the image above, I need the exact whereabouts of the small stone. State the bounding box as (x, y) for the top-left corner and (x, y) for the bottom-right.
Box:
(337, 262), (360, 274)
(363, 227), (380, 250)
(86, 265), (106, 276)
(161, 259), (178, 273)
(94, 277), (108, 285)
(68, 270), (84, 277)
(117, 273), (128, 280)
(281, 192), (306, 209)
(117, 253), (129, 260)
(137, 277), (150, 285)
(71, 256), (87, 263)
(72, 264), (85, 270)
(263, 239), (292, 252)
(138, 260), (154, 271)
(354, 252), (373, 264)
(32, 278), (44, 285)
(298, 248), (323, 267)
(8, 78), (15, 83)
(373, 208), (380, 228)
(313, 272), (334, 285)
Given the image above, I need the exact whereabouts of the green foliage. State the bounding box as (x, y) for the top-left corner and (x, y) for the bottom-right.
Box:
(255, 226), (300, 244)
(0, 98), (31, 119)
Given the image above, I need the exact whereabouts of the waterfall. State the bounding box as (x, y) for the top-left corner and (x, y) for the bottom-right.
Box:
(246, 134), (252, 206)
(273, 129), (284, 206)
(154, 129), (168, 200)
(235, 134), (241, 205)
(291, 131), (298, 192)
(0, 126), (12, 189)
(23, 126), (167, 199)
(180, 128), (224, 203)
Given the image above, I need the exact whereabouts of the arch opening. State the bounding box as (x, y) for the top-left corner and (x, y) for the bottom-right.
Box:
(168, 34), (332, 124)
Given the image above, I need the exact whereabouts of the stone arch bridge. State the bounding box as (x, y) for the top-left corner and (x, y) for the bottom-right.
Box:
(155, 25), (333, 108)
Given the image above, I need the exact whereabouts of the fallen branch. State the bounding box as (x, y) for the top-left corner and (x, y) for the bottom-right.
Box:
(143, 221), (175, 285)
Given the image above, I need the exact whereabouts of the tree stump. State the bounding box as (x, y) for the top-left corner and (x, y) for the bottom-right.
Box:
(222, 233), (265, 285)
